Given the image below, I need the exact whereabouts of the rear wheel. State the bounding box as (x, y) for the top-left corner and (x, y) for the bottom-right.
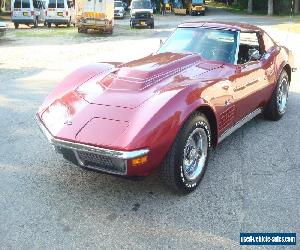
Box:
(47, 22), (51, 28)
(14, 23), (19, 29)
(264, 70), (289, 121)
(160, 112), (211, 194)
(33, 18), (38, 28)
(130, 21), (134, 28)
(55, 24), (59, 27)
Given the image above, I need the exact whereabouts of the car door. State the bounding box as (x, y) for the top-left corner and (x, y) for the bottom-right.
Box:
(232, 31), (268, 123)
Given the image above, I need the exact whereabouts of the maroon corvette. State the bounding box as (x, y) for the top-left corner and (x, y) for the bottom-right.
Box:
(37, 22), (296, 193)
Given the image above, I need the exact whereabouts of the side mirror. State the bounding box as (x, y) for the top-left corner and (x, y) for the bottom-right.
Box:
(248, 49), (260, 61)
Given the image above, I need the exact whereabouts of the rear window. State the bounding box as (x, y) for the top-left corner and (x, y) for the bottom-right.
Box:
(57, 0), (64, 8)
(22, 0), (31, 8)
(33, 0), (38, 8)
(48, 0), (56, 8)
(14, 0), (21, 8)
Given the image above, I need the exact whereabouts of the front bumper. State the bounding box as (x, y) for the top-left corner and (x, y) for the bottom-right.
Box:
(130, 17), (153, 27)
(191, 9), (205, 15)
(36, 115), (149, 175)
(114, 12), (124, 18)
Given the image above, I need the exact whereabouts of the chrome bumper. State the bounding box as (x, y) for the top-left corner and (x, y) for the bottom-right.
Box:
(36, 115), (149, 175)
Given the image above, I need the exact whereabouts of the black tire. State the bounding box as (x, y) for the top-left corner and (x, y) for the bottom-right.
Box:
(33, 18), (38, 28)
(264, 70), (289, 121)
(47, 22), (51, 28)
(160, 112), (211, 194)
(150, 23), (154, 29)
(55, 24), (59, 27)
(14, 23), (19, 29)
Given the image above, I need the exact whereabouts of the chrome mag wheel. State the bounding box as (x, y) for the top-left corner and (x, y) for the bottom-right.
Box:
(277, 77), (289, 114)
(183, 127), (208, 181)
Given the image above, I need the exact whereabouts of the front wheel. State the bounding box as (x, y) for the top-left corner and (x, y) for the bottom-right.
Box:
(14, 23), (19, 29)
(160, 112), (211, 194)
(264, 70), (289, 121)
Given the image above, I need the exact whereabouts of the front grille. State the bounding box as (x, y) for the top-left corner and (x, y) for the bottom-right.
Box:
(135, 12), (150, 19)
(76, 151), (127, 175)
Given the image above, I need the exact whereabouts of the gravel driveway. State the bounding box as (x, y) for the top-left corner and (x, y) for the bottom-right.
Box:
(0, 7), (299, 249)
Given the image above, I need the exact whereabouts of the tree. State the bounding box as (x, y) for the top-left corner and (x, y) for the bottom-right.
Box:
(268, 0), (273, 15)
(247, 0), (253, 14)
(295, 0), (299, 14)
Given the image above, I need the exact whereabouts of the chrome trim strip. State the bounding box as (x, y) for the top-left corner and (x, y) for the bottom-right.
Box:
(218, 108), (262, 143)
(36, 115), (149, 159)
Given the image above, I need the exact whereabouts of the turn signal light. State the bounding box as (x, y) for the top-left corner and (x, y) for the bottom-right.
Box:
(131, 155), (148, 166)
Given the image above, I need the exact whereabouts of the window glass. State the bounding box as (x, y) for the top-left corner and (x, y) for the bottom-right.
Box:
(14, 0), (21, 8)
(262, 32), (275, 52)
(238, 32), (261, 64)
(159, 27), (238, 64)
(33, 0), (38, 8)
(114, 1), (122, 7)
(48, 0), (56, 8)
(22, 0), (31, 8)
(132, 1), (151, 9)
(57, 0), (64, 8)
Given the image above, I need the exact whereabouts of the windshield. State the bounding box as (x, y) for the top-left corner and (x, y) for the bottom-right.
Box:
(192, 0), (204, 4)
(132, 1), (151, 9)
(114, 1), (123, 7)
(158, 27), (238, 64)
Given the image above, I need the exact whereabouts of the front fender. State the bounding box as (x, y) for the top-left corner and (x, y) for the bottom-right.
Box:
(124, 83), (217, 172)
(38, 63), (116, 114)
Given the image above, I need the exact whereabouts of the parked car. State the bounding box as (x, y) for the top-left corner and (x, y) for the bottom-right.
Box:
(0, 22), (7, 37)
(189, 0), (206, 15)
(130, 0), (154, 29)
(11, 0), (46, 28)
(114, 0), (125, 18)
(45, 0), (75, 27)
(37, 22), (296, 194)
(77, 0), (114, 34)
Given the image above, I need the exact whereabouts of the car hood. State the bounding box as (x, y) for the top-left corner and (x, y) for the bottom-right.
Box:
(39, 52), (223, 148)
(75, 52), (217, 109)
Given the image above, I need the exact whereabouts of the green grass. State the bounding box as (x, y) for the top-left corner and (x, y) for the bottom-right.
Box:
(14, 27), (77, 38)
